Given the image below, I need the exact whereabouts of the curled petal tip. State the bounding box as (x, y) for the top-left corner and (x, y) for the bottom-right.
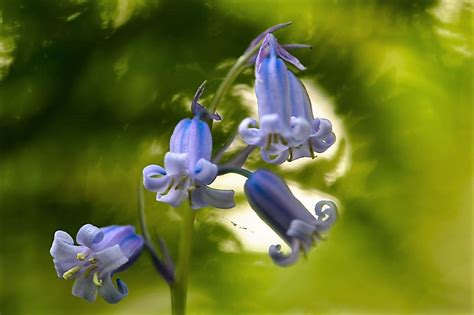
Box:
(314, 200), (338, 231)
(98, 276), (128, 304)
(269, 239), (301, 267)
(76, 224), (104, 248)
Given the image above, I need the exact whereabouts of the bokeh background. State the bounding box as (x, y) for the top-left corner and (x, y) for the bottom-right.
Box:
(1, 0), (472, 314)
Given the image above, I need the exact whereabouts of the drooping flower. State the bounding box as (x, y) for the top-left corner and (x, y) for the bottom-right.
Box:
(143, 83), (235, 210)
(286, 70), (336, 160)
(244, 169), (337, 266)
(239, 33), (336, 163)
(50, 224), (144, 303)
(239, 33), (311, 164)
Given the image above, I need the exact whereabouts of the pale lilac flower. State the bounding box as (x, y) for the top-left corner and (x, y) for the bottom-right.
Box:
(286, 70), (336, 160)
(239, 33), (336, 163)
(244, 169), (337, 266)
(50, 224), (144, 303)
(143, 84), (234, 210)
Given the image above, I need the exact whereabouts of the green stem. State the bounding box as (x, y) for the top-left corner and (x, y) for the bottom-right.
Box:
(170, 207), (196, 315)
(169, 41), (260, 315)
(209, 44), (260, 113)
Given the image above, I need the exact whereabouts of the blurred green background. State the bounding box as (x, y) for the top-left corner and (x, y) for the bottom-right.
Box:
(1, 0), (472, 314)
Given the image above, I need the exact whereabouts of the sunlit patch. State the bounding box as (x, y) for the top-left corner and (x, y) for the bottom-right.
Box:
(99, 0), (159, 29)
(0, 20), (18, 81)
(430, 0), (473, 59)
(430, 0), (466, 24)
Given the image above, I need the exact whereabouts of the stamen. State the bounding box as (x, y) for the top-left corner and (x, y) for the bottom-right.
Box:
(93, 271), (103, 287)
(272, 133), (279, 145)
(265, 134), (273, 151)
(62, 266), (81, 280)
(84, 265), (97, 278)
(88, 257), (97, 264)
(76, 252), (87, 261)
(288, 148), (293, 161)
(162, 178), (176, 195)
(309, 141), (315, 159)
(175, 175), (188, 190)
(279, 135), (288, 146)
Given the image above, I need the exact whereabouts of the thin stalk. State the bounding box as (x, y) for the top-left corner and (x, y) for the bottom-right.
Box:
(138, 184), (174, 283)
(170, 207), (196, 315)
(169, 37), (261, 315)
(209, 44), (260, 113)
(217, 166), (252, 178)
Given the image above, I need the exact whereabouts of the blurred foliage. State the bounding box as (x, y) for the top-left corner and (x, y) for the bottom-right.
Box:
(0, 0), (472, 314)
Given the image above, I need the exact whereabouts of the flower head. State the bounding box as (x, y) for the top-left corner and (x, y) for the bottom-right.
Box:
(244, 169), (337, 266)
(50, 224), (144, 303)
(143, 84), (235, 210)
(239, 33), (335, 163)
(286, 70), (336, 160)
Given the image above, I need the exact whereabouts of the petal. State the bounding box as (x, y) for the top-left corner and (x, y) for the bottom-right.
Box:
(164, 152), (188, 175)
(95, 244), (128, 275)
(289, 116), (311, 145)
(143, 165), (168, 192)
(261, 148), (289, 164)
(255, 48), (292, 124)
(193, 158), (217, 184)
(191, 186), (235, 210)
(311, 132), (336, 153)
(238, 118), (265, 146)
(244, 169), (315, 241)
(312, 118), (333, 138)
(114, 234), (144, 273)
(50, 231), (78, 258)
(94, 226), (138, 254)
(158, 187), (188, 208)
(260, 114), (289, 135)
(169, 118), (192, 153)
(287, 70), (314, 121)
(314, 200), (338, 232)
(286, 219), (316, 248)
(72, 276), (97, 303)
(76, 224), (104, 248)
(268, 239), (301, 266)
(98, 275), (128, 304)
(50, 231), (87, 277)
(187, 118), (213, 168)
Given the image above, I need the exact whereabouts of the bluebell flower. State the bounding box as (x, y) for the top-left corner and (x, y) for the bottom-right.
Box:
(50, 224), (144, 303)
(143, 84), (235, 209)
(286, 70), (336, 160)
(239, 33), (335, 163)
(244, 169), (337, 266)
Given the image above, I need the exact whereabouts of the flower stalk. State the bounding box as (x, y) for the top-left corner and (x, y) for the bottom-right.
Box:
(168, 27), (281, 315)
(171, 206), (196, 315)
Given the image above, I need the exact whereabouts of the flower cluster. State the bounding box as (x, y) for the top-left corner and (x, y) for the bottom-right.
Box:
(142, 24), (338, 266)
(50, 22), (339, 306)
